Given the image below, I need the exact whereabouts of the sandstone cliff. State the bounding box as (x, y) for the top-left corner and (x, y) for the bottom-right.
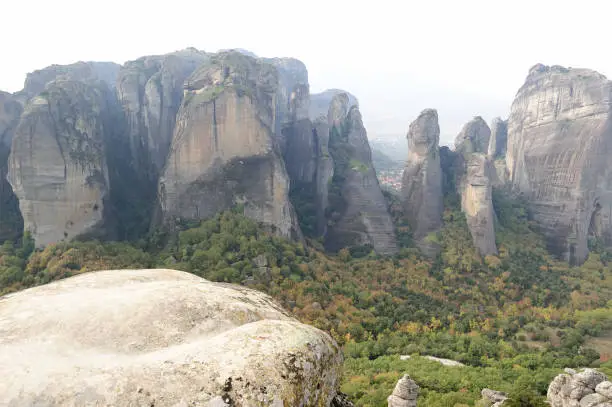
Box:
(8, 80), (113, 246)
(0, 92), (23, 241)
(325, 94), (398, 254)
(116, 48), (208, 174)
(401, 109), (443, 251)
(20, 61), (120, 99)
(455, 116), (491, 156)
(460, 153), (498, 256)
(454, 118), (497, 256)
(158, 52), (300, 238)
(0, 269), (343, 406)
(548, 368), (611, 407)
(488, 117), (508, 159)
(266, 57), (309, 142)
(310, 89), (359, 121)
(506, 64), (612, 264)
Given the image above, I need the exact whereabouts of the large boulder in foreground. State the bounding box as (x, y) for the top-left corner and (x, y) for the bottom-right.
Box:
(547, 368), (611, 407)
(0, 269), (342, 406)
(506, 64), (612, 265)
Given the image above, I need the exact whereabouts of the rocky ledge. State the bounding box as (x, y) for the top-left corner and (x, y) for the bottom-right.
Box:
(0, 269), (343, 406)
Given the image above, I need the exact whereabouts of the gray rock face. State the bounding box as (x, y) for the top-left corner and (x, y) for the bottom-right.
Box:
(548, 369), (611, 407)
(481, 388), (508, 406)
(387, 375), (419, 407)
(326, 94), (398, 254)
(8, 80), (113, 246)
(401, 109), (443, 249)
(282, 84), (315, 183)
(460, 153), (498, 256)
(0, 269), (343, 406)
(0, 92), (23, 241)
(488, 118), (508, 159)
(21, 61), (120, 98)
(116, 48), (208, 173)
(506, 64), (612, 265)
(159, 52), (300, 239)
(313, 116), (334, 236)
(310, 89), (359, 121)
(455, 116), (491, 156)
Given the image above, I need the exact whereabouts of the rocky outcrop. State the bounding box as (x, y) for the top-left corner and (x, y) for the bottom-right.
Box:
(0, 269), (343, 406)
(116, 48), (208, 173)
(20, 61), (120, 98)
(460, 153), (498, 256)
(506, 64), (612, 264)
(310, 89), (359, 121)
(488, 118), (508, 159)
(158, 52), (300, 238)
(388, 375), (419, 407)
(282, 84), (315, 183)
(0, 92), (23, 241)
(547, 368), (611, 407)
(480, 388), (508, 406)
(266, 57), (309, 139)
(401, 109), (443, 250)
(313, 116), (334, 236)
(326, 94), (398, 254)
(8, 80), (113, 246)
(455, 116), (491, 156)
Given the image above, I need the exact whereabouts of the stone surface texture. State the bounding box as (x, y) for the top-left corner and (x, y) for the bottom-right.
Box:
(325, 94), (398, 254)
(0, 269), (343, 406)
(547, 368), (611, 407)
(460, 153), (498, 256)
(401, 109), (443, 250)
(387, 374), (419, 407)
(8, 79), (113, 246)
(158, 52), (299, 238)
(506, 64), (612, 264)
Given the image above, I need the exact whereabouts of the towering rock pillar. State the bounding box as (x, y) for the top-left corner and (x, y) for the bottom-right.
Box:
(325, 94), (398, 254)
(0, 92), (23, 242)
(506, 64), (612, 264)
(454, 117), (498, 256)
(8, 80), (113, 246)
(401, 109), (443, 251)
(158, 52), (300, 239)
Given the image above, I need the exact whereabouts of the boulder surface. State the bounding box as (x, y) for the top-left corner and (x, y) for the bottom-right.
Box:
(0, 269), (343, 406)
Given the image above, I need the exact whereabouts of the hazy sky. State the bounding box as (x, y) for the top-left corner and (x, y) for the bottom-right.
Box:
(3, 0), (611, 145)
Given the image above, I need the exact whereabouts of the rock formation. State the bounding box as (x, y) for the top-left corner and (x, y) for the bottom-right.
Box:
(480, 388), (508, 406)
(116, 48), (208, 174)
(310, 89), (359, 121)
(460, 154), (498, 255)
(8, 79), (114, 246)
(266, 57), (309, 140)
(506, 64), (612, 264)
(0, 92), (23, 241)
(488, 118), (508, 159)
(0, 269), (343, 406)
(401, 109), (443, 251)
(158, 51), (300, 238)
(19, 61), (120, 99)
(547, 368), (611, 407)
(455, 116), (491, 156)
(387, 375), (419, 407)
(326, 94), (398, 254)
(453, 117), (498, 256)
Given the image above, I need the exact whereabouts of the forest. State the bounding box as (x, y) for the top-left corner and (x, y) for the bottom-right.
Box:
(1, 189), (611, 406)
